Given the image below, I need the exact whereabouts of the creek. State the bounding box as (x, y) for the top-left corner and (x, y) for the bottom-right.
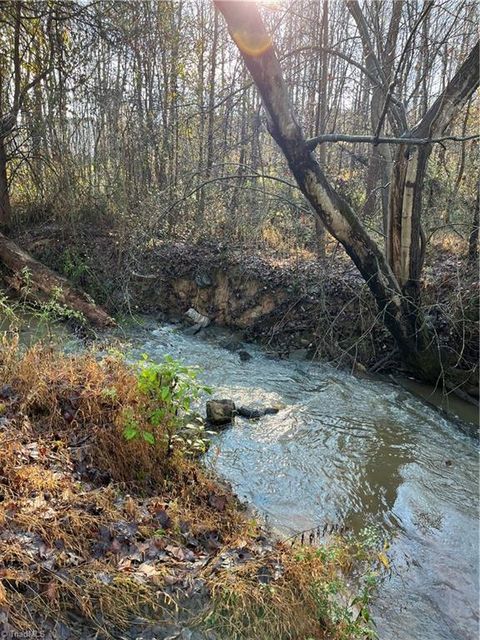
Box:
(127, 320), (478, 640)
(10, 315), (480, 640)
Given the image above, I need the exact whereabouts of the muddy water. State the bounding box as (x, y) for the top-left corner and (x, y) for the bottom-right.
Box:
(124, 321), (478, 640)
(6, 313), (478, 639)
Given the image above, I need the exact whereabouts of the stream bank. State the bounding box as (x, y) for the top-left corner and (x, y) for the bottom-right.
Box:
(10, 227), (479, 383)
(124, 320), (479, 640)
(0, 312), (478, 639)
(0, 335), (378, 640)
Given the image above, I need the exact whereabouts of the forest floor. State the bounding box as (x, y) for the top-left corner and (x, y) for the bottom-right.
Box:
(0, 339), (379, 640)
(11, 221), (479, 383)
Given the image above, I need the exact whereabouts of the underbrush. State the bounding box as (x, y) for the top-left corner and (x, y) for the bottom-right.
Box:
(0, 337), (381, 639)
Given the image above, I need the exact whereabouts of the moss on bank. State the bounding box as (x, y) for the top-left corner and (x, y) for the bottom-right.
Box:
(0, 337), (381, 639)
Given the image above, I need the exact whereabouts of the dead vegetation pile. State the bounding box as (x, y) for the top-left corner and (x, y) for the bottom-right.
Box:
(0, 337), (378, 639)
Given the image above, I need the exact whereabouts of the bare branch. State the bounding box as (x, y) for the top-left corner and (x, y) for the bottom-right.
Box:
(346, 0), (407, 134)
(306, 133), (480, 150)
(413, 40), (480, 137)
(373, 0), (434, 140)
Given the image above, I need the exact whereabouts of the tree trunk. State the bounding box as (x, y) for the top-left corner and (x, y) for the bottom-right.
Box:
(349, 0), (401, 245)
(468, 181), (479, 267)
(387, 42), (479, 289)
(214, 0), (443, 382)
(314, 0), (328, 259)
(0, 136), (11, 230)
(388, 143), (429, 291)
(0, 232), (114, 327)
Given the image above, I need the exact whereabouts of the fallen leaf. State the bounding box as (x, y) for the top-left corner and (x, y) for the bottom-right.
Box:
(378, 551), (390, 570)
(117, 557), (132, 571)
(135, 562), (163, 585)
(154, 509), (172, 529)
(45, 580), (58, 601)
(109, 538), (122, 554)
(0, 384), (14, 399)
(137, 562), (159, 577)
(165, 545), (186, 561)
(208, 493), (227, 512)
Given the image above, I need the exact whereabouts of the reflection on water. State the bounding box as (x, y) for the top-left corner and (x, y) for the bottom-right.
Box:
(394, 375), (479, 432)
(126, 322), (479, 640)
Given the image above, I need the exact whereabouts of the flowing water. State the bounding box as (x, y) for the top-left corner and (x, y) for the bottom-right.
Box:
(123, 320), (479, 640)
(9, 315), (480, 639)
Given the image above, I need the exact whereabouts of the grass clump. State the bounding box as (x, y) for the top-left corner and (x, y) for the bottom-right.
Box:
(0, 336), (381, 639)
(205, 537), (380, 640)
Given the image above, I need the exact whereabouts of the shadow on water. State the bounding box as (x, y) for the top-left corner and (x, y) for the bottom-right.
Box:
(342, 419), (415, 533)
(393, 375), (479, 436)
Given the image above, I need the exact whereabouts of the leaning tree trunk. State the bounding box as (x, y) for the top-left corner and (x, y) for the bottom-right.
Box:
(0, 232), (114, 327)
(214, 0), (446, 382)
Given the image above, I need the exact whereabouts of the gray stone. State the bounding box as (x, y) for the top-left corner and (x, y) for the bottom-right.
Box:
(288, 348), (309, 361)
(237, 405), (280, 420)
(185, 308), (210, 328)
(206, 399), (236, 426)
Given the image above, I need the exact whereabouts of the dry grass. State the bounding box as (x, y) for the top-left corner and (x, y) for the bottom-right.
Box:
(205, 539), (377, 640)
(0, 333), (174, 489)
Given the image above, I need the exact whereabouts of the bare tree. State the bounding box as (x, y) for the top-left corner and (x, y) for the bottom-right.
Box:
(0, 1), (54, 228)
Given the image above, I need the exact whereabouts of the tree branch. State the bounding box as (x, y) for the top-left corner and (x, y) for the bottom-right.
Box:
(306, 132), (480, 150)
(373, 0), (434, 140)
(346, 0), (407, 134)
(412, 40), (480, 138)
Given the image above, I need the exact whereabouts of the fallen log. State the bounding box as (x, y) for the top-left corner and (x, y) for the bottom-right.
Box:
(0, 232), (115, 327)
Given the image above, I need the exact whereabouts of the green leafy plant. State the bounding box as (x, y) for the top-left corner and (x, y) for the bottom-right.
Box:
(62, 248), (91, 283)
(19, 266), (33, 302)
(123, 354), (212, 456)
(17, 267), (86, 330)
(35, 286), (87, 326)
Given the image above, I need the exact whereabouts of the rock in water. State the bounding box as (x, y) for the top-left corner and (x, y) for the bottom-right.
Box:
(237, 406), (280, 419)
(206, 399), (236, 426)
(238, 350), (252, 362)
(185, 308), (210, 328)
(288, 348), (309, 361)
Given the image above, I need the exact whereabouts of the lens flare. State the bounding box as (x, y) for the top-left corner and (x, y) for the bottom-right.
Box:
(232, 28), (272, 57)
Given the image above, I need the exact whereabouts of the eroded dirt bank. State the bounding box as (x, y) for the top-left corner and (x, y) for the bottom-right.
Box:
(8, 227), (480, 377)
